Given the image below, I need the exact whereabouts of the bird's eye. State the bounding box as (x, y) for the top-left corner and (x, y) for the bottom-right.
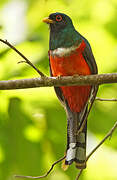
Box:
(56, 15), (63, 22)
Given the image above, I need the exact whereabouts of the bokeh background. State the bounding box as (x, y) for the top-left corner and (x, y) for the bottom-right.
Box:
(0, 0), (117, 179)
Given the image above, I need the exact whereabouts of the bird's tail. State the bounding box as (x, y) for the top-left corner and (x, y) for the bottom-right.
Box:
(65, 106), (87, 169)
(75, 121), (87, 169)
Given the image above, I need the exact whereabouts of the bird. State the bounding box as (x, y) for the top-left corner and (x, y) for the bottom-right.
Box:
(43, 12), (98, 169)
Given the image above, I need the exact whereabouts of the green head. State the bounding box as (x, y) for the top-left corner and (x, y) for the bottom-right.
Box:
(43, 12), (81, 50)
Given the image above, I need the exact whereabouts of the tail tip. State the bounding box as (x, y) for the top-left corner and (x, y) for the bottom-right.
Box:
(75, 162), (86, 169)
(61, 158), (69, 171)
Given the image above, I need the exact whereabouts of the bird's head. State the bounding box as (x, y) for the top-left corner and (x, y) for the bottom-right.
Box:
(43, 12), (74, 33)
(43, 12), (80, 50)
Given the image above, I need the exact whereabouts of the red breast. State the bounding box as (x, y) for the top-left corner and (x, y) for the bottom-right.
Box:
(49, 41), (91, 112)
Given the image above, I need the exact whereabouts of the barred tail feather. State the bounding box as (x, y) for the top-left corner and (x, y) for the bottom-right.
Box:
(75, 122), (87, 169)
(65, 106), (87, 169)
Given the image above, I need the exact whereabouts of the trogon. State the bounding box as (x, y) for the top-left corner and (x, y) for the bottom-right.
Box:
(43, 12), (98, 169)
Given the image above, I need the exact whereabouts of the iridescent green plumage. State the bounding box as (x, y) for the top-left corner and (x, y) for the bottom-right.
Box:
(49, 12), (82, 50)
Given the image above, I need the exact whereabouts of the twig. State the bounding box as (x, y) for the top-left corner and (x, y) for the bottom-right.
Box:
(1, 73), (117, 90)
(96, 97), (117, 102)
(87, 121), (117, 160)
(76, 121), (117, 180)
(75, 169), (83, 180)
(14, 156), (66, 179)
(77, 95), (117, 137)
(0, 39), (45, 77)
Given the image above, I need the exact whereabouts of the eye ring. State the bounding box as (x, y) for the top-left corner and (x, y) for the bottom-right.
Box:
(56, 15), (62, 22)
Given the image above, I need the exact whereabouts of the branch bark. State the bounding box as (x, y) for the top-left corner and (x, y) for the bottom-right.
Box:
(0, 73), (117, 90)
(96, 97), (117, 102)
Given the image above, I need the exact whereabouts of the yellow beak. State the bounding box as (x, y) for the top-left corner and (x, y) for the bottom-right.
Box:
(43, 17), (55, 24)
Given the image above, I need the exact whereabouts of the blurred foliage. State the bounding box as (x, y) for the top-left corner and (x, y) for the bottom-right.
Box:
(0, 0), (117, 180)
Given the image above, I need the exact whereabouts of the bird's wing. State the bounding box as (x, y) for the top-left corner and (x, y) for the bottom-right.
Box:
(82, 38), (98, 74)
(81, 38), (98, 104)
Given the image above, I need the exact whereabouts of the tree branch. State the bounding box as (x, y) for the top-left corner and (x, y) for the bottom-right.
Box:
(0, 73), (117, 90)
(14, 156), (66, 179)
(96, 97), (117, 102)
(76, 121), (117, 180)
(0, 39), (117, 90)
(0, 39), (45, 77)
